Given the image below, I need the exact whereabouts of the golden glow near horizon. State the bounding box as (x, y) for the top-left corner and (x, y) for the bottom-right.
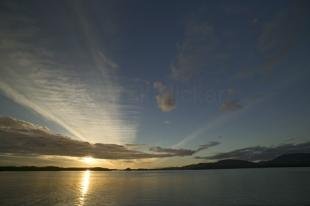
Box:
(82, 156), (96, 165)
(78, 170), (91, 206)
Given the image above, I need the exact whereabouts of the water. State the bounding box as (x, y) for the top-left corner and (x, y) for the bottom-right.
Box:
(0, 168), (310, 206)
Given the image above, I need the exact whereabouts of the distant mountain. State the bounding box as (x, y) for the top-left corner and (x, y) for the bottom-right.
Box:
(161, 153), (310, 170)
(258, 153), (310, 168)
(179, 159), (256, 170)
(270, 153), (310, 162)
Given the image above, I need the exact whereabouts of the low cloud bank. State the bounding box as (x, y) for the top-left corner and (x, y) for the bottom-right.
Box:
(0, 117), (218, 159)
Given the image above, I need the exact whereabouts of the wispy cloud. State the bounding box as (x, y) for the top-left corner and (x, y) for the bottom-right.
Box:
(153, 81), (176, 112)
(196, 142), (310, 161)
(0, 1), (138, 144)
(237, 1), (309, 79)
(257, 1), (308, 71)
(171, 20), (211, 81)
(170, 16), (229, 81)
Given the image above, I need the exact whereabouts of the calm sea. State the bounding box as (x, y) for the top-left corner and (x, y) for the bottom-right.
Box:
(0, 168), (310, 206)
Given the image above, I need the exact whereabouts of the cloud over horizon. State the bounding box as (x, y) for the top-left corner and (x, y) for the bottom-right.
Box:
(0, 117), (211, 160)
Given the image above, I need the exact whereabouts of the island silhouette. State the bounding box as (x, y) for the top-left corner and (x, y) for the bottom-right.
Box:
(1, 153), (310, 171)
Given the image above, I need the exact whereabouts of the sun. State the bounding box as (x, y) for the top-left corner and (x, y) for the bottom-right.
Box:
(82, 156), (96, 165)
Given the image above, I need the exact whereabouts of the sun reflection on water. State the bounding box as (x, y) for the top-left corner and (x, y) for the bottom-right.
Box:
(78, 170), (91, 206)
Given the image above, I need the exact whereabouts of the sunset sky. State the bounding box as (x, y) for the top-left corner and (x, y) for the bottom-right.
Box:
(1, 0), (310, 169)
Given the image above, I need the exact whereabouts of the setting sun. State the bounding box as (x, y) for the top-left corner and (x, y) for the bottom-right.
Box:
(82, 157), (96, 165)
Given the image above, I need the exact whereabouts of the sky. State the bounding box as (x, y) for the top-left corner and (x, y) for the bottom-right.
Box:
(0, 0), (310, 169)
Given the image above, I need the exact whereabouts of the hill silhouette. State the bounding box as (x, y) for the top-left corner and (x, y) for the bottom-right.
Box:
(174, 153), (310, 170)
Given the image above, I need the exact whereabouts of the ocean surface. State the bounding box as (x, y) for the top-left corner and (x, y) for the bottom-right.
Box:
(0, 168), (310, 206)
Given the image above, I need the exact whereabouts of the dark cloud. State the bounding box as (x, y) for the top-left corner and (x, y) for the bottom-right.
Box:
(150, 146), (196, 156)
(150, 141), (220, 156)
(0, 117), (205, 160)
(0, 116), (50, 133)
(153, 81), (176, 112)
(195, 156), (209, 160)
(220, 100), (243, 112)
(197, 142), (310, 161)
(125, 143), (146, 147)
(124, 143), (148, 151)
(196, 141), (221, 152)
(0, 130), (155, 160)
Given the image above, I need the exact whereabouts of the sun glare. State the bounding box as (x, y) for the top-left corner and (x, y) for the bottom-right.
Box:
(82, 156), (96, 165)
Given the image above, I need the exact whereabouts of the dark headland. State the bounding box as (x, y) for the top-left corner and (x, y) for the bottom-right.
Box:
(1, 153), (310, 171)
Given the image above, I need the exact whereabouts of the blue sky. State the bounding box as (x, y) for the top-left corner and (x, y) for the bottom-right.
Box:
(0, 0), (310, 168)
